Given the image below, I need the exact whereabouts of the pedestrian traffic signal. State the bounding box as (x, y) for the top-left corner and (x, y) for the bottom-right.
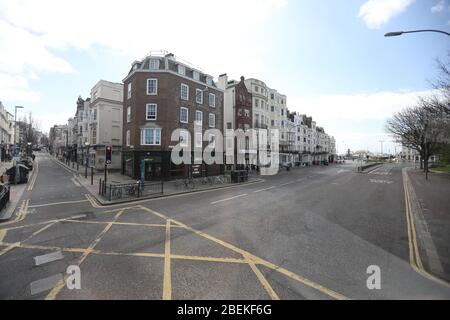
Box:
(105, 146), (112, 165)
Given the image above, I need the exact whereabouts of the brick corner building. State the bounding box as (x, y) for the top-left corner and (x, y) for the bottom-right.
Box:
(122, 51), (224, 181)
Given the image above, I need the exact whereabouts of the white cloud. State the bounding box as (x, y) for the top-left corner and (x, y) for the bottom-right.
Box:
(0, 73), (40, 102)
(0, 0), (288, 108)
(358, 0), (415, 29)
(0, 0), (287, 77)
(0, 20), (75, 75)
(289, 89), (435, 152)
(431, 0), (446, 13)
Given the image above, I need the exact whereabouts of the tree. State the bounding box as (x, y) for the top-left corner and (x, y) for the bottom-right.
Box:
(386, 105), (443, 179)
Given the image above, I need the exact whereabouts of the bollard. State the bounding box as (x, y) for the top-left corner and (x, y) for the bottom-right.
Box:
(91, 167), (94, 185)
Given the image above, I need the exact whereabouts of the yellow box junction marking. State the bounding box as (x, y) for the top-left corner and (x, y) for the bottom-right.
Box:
(163, 219), (172, 300)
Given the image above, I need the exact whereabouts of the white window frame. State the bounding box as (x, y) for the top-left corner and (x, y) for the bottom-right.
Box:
(208, 133), (216, 149)
(127, 83), (132, 99)
(195, 110), (203, 126)
(126, 130), (131, 146)
(140, 128), (161, 146)
(209, 93), (216, 108)
(180, 107), (189, 124)
(208, 113), (216, 128)
(179, 130), (189, 147)
(127, 106), (131, 123)
(193, 71), (200, 81)
(178, 65), (186, 75)
(149, 59), (160, 70)
(196, 89), (203, 104)
(181, 84), (189, 101)
(146, 103), (157, 121)
(195, 132), (203, 148)
(147, 78), (158, 95)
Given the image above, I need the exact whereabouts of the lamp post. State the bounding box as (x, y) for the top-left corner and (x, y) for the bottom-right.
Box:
(14, 106), (24, 160)
(385, 29), (450, 37)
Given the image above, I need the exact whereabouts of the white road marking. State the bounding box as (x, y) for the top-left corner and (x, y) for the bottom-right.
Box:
(370, 179), (393, 185)
(71, 177), (81, 187)
(279, 181), (297, 187)
(30, 274), (63, 296)
(211, 194), (248, 205)
(34, 251), (64, 266)
(254, 186), (275, 193)
(28, 199), (89, 208)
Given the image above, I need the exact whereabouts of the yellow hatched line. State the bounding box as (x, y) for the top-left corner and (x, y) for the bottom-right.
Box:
(244, 254), (279, 300)
(45, 209), (125, 300)
(163, 219), (172, 300)
(0, 229), (6, 242)
(138, 206), (349, 300)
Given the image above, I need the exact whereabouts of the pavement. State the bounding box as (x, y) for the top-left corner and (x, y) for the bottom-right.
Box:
(49, 156), (263, 205)
(406, 168), (450, 282)
(0, 153), (450, 300)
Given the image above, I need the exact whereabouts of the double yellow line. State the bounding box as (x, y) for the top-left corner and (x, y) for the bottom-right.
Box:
(403, 169), (450, 287)
(27, 160), (39, 191)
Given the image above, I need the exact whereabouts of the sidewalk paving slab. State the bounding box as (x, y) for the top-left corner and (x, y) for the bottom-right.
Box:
(407, 168), (450, 282)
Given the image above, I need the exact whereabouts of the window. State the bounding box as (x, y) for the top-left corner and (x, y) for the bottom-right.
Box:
(195, 132), (202, 148)
(147, 79), (158, 95)
(193, 71), (200, 81)
(281, 109), (284, 116)
(140, 128), (161, 145)
(146, 104), (157, 120)
(255, 86), (259, 92)
(271, 120), (274, 126)
(271, 106), (274, 112)
(126, 130), (131, 146)
(93, 108), (97, 121)
(196, 89), (203, 104)
(255, 99), (259, 108)
(195, 110), (203, 125)
(206, 77), (212, 85)
(127, 83), (131, 99)
(180, 107), (188, 123)
(181, 84), (189, 100)
(244, 109), (250, 117)
(178, 65), (186, 75)
(209, 93), (216, 107)
(179, 130), (189, 147)
(127, 106), (131, 123)
(209, 113), (216, 128)
(208, 134), (216, 148)
(149, 59), (160, 70)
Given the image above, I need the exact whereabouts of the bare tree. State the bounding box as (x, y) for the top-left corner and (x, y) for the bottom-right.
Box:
(386, 105), (443, 179)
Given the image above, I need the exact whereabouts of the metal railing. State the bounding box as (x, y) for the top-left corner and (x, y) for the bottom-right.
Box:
(99, 180), (164, 201)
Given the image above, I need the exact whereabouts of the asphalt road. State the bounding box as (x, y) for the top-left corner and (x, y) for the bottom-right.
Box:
(0, 153), (449, 300)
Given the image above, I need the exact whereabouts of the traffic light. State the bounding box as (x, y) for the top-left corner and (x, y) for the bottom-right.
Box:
(105, 146), (112, 165)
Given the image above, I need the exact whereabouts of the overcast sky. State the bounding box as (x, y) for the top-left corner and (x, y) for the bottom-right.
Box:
(0, 0), (449, 154)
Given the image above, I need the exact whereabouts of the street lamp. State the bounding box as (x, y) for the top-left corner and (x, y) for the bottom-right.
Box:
(14, 106), (24, 159)
(385, 29), (450, 37)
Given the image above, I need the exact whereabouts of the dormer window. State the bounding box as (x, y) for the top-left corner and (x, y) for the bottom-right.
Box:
(206, 77), (212, 86)
(178, 65), (186, 75)
(149, 59), (160, 70)
(193, 71), (200, 81)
